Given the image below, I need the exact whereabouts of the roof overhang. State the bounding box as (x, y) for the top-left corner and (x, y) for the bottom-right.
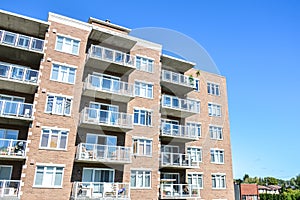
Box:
(161, 54), (195, 73)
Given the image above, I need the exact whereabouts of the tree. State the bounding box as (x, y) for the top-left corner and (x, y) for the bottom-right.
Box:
(295, 174), (300, 189)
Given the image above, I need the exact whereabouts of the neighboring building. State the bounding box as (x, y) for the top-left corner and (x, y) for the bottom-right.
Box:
(258, 185), (281, 194)
(240, 184), (259, 200)
(0, 9), (234, 200)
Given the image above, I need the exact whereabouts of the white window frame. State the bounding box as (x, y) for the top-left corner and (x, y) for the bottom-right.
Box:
(0, 129), (19, 139)
(39, 127), (69, 150)
(132, 138), (152, 157)
(207, 82), (220, 96)
(0, 94), (25, 103)
(82, 168), (115, 182)
(55, 35), (80, 55)
(208, 103), (221, 117)
(186, 122), (201, 138)
(134, 80), (154, 99)
(133, 108), (152, 126)
(0, 165), (13, 180)
(50, 63), (77, 84)
(187, 173), (203, 189)
(45, 93), (73, 116)
(130, 170), (151, 189)
(210, 148), (225, 164)
(135, 56), (154, 73)
(187, 147), (202, 163)
(209, 125), (223, 140)
(211, 173), (226, 189)
(33, 165), (64, 188)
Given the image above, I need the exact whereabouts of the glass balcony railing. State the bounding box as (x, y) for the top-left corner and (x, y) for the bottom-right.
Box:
(0, 62), (39, 84)
(162, 95), (200, 113)
(76, 143), (131, 163)
(0, 180), (21, 198)
(0, 30), (44, 52)
(0, 139), (27, 157)
(160, 183), (200, 199)
(161, 152), (198, 168)
(85, 74), (134, 97)
(0, 100), (33, 119)
(72, 182), (130, 199)
(161, 122), (199, 140)
(162, 70), (195, 88)
(80, 107), (133, 129)
(88, 45), (135, 67)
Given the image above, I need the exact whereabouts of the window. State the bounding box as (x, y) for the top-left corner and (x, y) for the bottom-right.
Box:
(207, 82), (220, 96)
(188, 173), (203, 188)
(187, 147), (202, 163)
(34, 165), (64, 187)
(136, 56), (154, 73)
(0, 129), (18, 139)
(130, 170), (151, 188)
(0, 165), (12, 180)
(135, 81), (153, 99)
(82, 168), (114, 182)
(210, 126), (223, 140)
(210, 149), (224, 164)
(212, 174), (226, 189)
(132, 138), (152, 156)
(51, 64), (76, 84)
(208, 103), (221, 117)
(194, 79), (200, 91)
(55, 35), (80, 55)
(45, 94), (72, 116)
(86, 134), (117, 146)
(40, 128), (68, 150)
(186, 122), (201, 137)
(133, 109), (152, 126)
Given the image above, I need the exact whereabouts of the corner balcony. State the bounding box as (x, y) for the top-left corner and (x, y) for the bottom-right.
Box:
(160, 152), (198, 169)
(161, 122), (199, 141)
(75, 143), (131, 164)
(0, 139), (27, 160)
(0, 180), (21, 199)
(160, 184), (200, 199)
(79, 107), (133, 132)
(161, 95), (200, 118)
(0, 62), (39, 94)
(0, 30), (44, 66)
(0, 100), (33, 125)
(85, 45), (135, 75)
(161, 70), (195, 95)
(82, 74), (134, 103)
(71, 182), (130, 200)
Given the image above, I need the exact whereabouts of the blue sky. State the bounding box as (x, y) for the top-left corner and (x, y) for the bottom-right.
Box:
(1, 0), (299, 180)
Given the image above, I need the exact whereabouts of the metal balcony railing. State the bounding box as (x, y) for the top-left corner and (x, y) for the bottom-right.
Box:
(162, 95), (200, 113)
(160, 183), (200, 199)
(0, 30), (44, 52)
(80, 107), (133, 129)
(0, 62), (39, 84)
(161, 152), (198, 168)
(162, 70), (195, 88)
(0, 139), (27, 158)
(76, 143), (131, 163)
(161, 122), (199, 140)
(0, 180), (21, 198)
(72, 182), (130, 199)
(0, 100), (33, 119)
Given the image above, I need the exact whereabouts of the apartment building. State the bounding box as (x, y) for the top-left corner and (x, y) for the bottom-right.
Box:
(0, 9), (234, 200)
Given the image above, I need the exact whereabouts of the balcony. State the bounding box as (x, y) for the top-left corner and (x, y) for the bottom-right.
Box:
(75, 143), (131, 164)
(0, 30), (45, 66)
(161, 95), (200, 118)
(0, 62), (39, 94)
(0, 180), (21, 199)
(83, 74), (134, 103)
(0, 139), (27, 160)
(0, 100), (33, 125)
(161, 70), (195, 95)
(79, 107), (133, 132)
(71, 182), (130, 200)
(161, 122), (199, 141)
(85, 45), (135, 75)
(160, 183), (200, 199)
(161, 152), (198, 169)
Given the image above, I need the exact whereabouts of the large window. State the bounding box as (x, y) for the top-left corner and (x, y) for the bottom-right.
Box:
(186, 122), (201, 137)
(130, 170), (151, 188)
(134, 81), (153, 99)
(82, 168), (114, 183)
(133, 108), (152, 126)
(0, 129), (18, 139)
(207, 82), (220, 96)
(45, 94), (72, 116)
(210, 149), (224, 164)
(188, 173), (203, 188)
(187, 147), (202, 163)
(212, 174), (226, 189)
(208, 103), (221, 117)
(210, 126), (223, 140)
(132, 138), (152, 156)
(55, 35), (80, 55)
(51, 64), (76, 84)
(40, 128), (68, 150)
(136, 56), (154, 73)
(34, 165), (64, 188)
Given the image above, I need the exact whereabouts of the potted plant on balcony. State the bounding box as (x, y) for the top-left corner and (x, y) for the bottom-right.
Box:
(189, 75), (194, 86)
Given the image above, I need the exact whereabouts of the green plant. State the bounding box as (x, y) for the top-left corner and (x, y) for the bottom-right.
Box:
(196, 70), (201, 77)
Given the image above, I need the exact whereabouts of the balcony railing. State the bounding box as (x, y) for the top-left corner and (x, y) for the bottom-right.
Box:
(161, 152), (198, 168)
(0, 62), (39, 84)
(0, 100), (33, 119)
(72, 182), (130, 199)
(160, 183), (200, 199)
(162, 70), (195, 88)
(162, 95), (200, 113)
(0, 30), (44, 52)
(80, 107), (133, 129)
(84, 74), (134, 97)
(161, 122), (199, 140)
(76, 143), (131, 163)
(88, 45), (135, 67)
(0, 139), (27, 158)
(0, 180), (21, 198)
